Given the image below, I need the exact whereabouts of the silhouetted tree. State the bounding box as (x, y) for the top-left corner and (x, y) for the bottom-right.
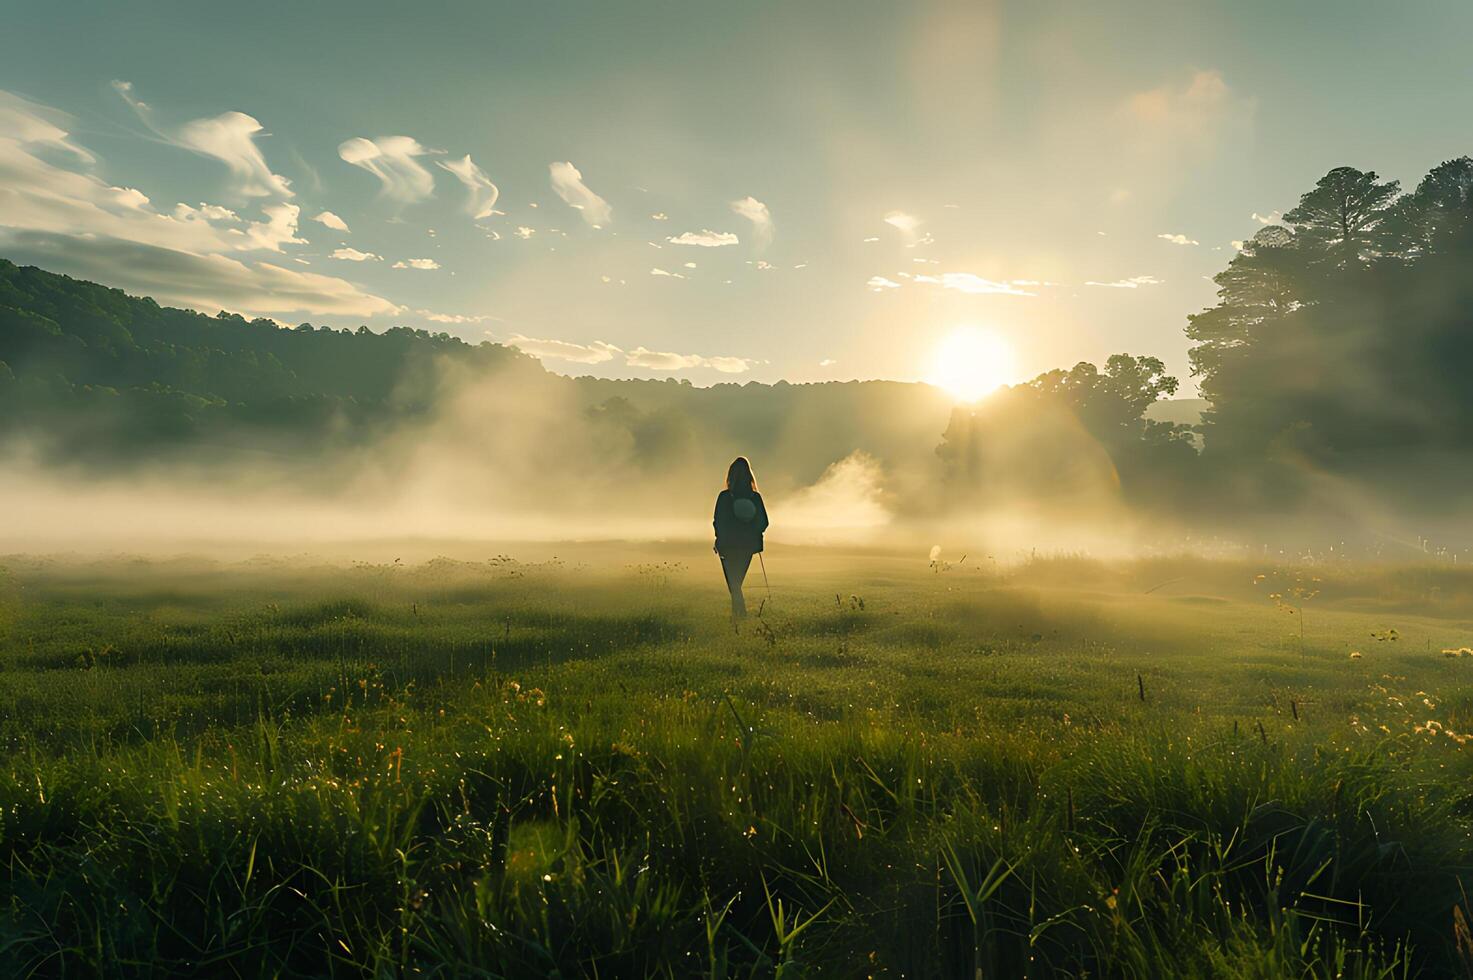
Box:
(938, 355), (1194, 510)
(1281, 166), (1399, 264)
(1188, 157), (1473, 518)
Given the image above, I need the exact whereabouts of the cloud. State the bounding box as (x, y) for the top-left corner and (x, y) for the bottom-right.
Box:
(111, 187), (151, 210)
(0, 94), (295, 257)
(1119, 69), (1253, 163)
(508, 334), (757, 374)
(437, 154), (499, 219)
(338, 136), (435, 204)
(393, 258), (440, 270)
(113, 80), (292, 198)
(650, 212), (668, 221)
(514, 226), (535, 239)
(666, 229), (739, 247)
(241, 203), (305, 251)
(1157, 232), (1199, 246)
(650, 267), (686, 279)
(883, 210), (922, 241)
(1085, 275), (1164, 288)
(508, 335), (621, 365)
(913, 272), (1035, 296)
(0, 229), (398, 318)
(867, 276), (902, 291)
(0, 92), (403, 320)
(331, 247), (381, 262)
(416, 309), (500, 324)
(0, 91), (95, 163)
(625, 347), (755, 374)
(175, 202), (239, 223)
(549, 161), (611, 226)
(729, 196), (773, 249)
(1251, 210), (1282, 225)
(819, 358), (836, 367)
(313, 210), (349, 232)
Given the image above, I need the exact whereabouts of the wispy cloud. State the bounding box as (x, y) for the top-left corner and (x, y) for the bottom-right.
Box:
(1252, 211), (1282, 225)
(913, 272), (1035, 296)
(393, 258), (440, 270)
(437, 154), (499, 219)
(113, 80), (293, 198)
(508, 335), (756, 374)
(331, 247), (380, 262)
(173, 202), (239, 223)
(625, 347), (755, 373)
(883, 211), (923, 242)
(1120, 69), (1254, 164)
(549, 161), (611, 226)
(0, 91), (95, 163)
(2, 229), (398, 319)
(1157, 232), (1199, 246)
(1085, 275), (1163, 288)
(729, 196), (773, 249)
(2, 90), (398, 319)
(650, 267), (686, 279)
(667, 230), (739, 247)
(867, 276), (902, 291)
(1, 101), (276, 255)
(338, 136), (435, 204)
(241, 203), (305, 251)
(416, 309), (501, 325)
(313, 210), (349, 232)
(507, 335), (621, 365)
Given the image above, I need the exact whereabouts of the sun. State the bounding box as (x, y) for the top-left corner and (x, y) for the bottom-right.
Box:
(926, 327), (1017, 402)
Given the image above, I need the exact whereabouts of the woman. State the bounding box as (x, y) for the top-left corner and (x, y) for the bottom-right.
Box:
(712, 456), (769, 619)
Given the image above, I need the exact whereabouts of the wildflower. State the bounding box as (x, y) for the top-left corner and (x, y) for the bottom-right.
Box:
(1350, 651), (1362, 660)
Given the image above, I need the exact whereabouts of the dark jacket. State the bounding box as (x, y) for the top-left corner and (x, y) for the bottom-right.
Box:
(713, 488), (768, 556)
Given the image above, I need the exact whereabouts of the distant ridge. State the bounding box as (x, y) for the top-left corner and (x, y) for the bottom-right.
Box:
(1145, 397), (1207, 427)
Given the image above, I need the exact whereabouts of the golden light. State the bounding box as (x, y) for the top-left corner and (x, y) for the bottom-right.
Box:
(926, 326), (1017, 402)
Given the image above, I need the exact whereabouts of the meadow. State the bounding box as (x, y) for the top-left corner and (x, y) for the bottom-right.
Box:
(1, 545), (1472, 978)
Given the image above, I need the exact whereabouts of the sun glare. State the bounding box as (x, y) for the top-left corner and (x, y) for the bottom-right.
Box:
(927, 327), (1017, 402)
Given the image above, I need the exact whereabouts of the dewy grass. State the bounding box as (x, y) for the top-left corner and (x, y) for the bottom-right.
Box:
(0, 550), (1471, 976)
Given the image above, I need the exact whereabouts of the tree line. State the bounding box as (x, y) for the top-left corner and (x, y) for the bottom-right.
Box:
(4, 157), (1472, 526)
(939, 157), (1473, 528)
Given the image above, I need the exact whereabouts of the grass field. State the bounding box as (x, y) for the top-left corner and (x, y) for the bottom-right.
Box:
(2, 545), (1472, 977)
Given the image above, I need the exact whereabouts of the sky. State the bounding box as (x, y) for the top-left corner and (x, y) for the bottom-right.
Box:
(4, 0), (1473, 393)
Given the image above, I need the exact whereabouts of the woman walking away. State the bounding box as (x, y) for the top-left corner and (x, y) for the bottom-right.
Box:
(713, 456), (769, 620)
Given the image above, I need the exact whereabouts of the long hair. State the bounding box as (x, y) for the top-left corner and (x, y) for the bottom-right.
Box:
(726, 456), (757, 494)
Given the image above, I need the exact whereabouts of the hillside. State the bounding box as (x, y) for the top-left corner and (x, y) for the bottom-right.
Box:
(0, 261), (957, 492)
(1145, 397), (1207, 427)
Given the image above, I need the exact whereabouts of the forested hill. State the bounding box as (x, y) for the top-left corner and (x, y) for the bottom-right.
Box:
(0, 260), (959, 486)
(0, 258), (546, 460)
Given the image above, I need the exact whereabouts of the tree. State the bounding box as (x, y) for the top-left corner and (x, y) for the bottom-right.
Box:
(1281, 166), (1399, 264)
(1379, 157), (1473, 258)
(1186, 157), (1473, 520)
(937, 355), (1194, 510)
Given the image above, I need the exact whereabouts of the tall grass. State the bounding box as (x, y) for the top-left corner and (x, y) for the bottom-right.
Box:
(1, 552), (1470, 976)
